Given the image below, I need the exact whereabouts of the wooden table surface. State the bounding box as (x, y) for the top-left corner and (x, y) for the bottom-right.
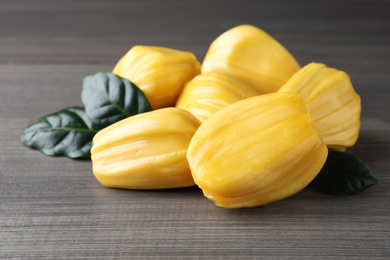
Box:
(1, 1), (389, 259)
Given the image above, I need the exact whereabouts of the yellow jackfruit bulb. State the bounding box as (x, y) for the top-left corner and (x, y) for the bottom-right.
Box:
(201, 24), (301, 94)
(176, 71), (260, 122)
(112, 45), (201, 109)
(187, 92), (328, 208)
(278, 62), (361, 149)
(91, 107), (201, 189)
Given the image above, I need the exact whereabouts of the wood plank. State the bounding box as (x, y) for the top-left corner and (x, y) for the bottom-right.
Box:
(1, 65), (389, 259)
(0, 0), (389, 258)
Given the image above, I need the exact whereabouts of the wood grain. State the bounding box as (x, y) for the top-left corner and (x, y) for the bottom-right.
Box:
(0, 1), (389, 259)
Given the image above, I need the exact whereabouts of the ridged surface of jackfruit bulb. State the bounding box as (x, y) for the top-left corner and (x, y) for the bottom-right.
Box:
(187, 92), (328, 208)
(113, 45), (201, 109)
(91, 108), (201, 189)
(201, 24), (300, 94)
(278, 62), (361, 149)
(176, 71), (260, 122)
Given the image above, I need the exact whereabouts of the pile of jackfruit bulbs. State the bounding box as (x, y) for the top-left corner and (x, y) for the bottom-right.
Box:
(91, 24), (361, 208)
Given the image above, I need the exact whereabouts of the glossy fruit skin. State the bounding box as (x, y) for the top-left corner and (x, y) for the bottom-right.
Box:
(187, 92), (328, 208)
(113, 45), (201, 109)
(91, 108), (201, 189)
(176, 71), (259, 123)
(202, 24), (300, 94)
(278, 62), (361, 149)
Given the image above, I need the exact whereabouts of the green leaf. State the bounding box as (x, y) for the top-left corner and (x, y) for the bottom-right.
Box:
(310, 151), (379, 196)
(21, 107), (98, 159)
(82, 72), (152, 129)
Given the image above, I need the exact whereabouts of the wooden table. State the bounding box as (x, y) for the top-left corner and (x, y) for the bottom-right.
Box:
(1, 1), (389, 258)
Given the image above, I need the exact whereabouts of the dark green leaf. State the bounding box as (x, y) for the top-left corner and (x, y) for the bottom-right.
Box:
(310, 151), (379, 196)
(82, 72), (152, 129)
(21, 107), (98, 159)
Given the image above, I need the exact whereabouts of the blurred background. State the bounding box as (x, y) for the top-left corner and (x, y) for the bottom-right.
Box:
(1, 0), (389, 66)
